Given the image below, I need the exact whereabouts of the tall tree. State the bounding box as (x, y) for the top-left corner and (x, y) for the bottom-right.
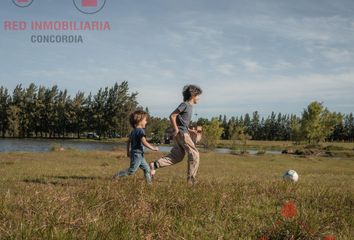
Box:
(92, 87), (108, 138)
(6, 105), (20, 137)
(0, 86), (10, 137)
(44, 86), (59, 138)
(289, 114), (302, 142)
(24, 83), (37, 137)
(220, 115), (228, 139)
(34, 86), (46, 137)
(55, 89), (70, 137)
(250, 111), (260, 140)
(344, 113), (354, 142)
(115, 81), (138, 137)
(301, 101), (341, 143)
(12, 84), (26, 137)
(70, 92), (86, 138)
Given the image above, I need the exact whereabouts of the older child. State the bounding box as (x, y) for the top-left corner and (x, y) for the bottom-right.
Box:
(150, 85), (202, 185)
(113, 110), (158, 183)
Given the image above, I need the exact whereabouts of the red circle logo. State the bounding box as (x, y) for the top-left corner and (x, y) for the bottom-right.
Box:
(12, 0), (34, 8)
(73, 0), (107, 14)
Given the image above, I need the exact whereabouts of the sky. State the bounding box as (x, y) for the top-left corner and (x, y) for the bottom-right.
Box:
(0, 0), (353, 119)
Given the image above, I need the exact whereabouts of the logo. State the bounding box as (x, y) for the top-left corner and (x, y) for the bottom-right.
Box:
(11, 0), (34, 8)
(73, 0), (106, 14)
(258, 195), (337, 240)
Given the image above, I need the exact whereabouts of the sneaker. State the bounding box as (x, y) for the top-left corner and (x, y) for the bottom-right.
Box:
(149, 161), (156, 179)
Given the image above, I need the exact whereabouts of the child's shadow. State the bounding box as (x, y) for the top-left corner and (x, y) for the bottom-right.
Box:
(22, 175), (111, 186)
(49, 175), (104, 180)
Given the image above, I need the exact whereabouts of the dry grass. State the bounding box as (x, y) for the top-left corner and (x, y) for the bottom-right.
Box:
(0, 150), (353, 239)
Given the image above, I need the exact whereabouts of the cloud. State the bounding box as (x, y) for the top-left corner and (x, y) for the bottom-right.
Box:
(320, 48), (353, 63)
(216, 63), (235, 75)
(201, 72), (354, 112)
(271, 60), (294, 71)
(229, 15), (353, 45)
(241, 60), (262, 72)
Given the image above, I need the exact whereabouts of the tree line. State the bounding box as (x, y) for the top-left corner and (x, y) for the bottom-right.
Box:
(1, 83), (353, 143)
(0, 82), (138, 138)
(197, 102), (354, 143)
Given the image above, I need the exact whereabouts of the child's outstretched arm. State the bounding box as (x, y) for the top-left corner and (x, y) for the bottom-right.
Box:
(126, 136), (131, 157)
(141, 137), (159, 151)
(170, 109), (180, 136)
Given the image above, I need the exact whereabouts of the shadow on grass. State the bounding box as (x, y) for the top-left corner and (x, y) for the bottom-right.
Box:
(22, 175), (182, 186)
(49, 175), (104, 180)
(0, 161), (15, 165)
(22, 175), (110, 186)
(22, 178), (67, 186)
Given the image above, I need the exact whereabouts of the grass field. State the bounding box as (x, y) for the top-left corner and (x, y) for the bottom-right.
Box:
(0, 149), (353, 239)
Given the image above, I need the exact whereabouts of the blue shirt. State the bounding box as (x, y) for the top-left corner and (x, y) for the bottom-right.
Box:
(130, 128), (145, 152)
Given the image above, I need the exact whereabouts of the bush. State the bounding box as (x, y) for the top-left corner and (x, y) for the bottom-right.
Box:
(201, 119), (223, 149)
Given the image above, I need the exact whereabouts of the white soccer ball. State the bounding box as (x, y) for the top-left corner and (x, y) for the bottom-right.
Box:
(283, 169), (299, 182)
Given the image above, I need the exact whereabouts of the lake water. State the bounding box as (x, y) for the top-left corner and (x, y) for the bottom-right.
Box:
(0, 139), (124, 153)
(0, 138), (281, 155)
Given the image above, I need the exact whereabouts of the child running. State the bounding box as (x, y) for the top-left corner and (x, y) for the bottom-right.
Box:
(149, 85), (202, 185)
(113, 110), (159, 183)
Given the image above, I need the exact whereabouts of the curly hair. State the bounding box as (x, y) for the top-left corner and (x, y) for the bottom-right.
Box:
(182, 84), (203, 101)
(129, 110), (148, 128)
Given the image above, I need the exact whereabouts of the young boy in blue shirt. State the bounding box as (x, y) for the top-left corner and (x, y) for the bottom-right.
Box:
(113, 110), (158, 183)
